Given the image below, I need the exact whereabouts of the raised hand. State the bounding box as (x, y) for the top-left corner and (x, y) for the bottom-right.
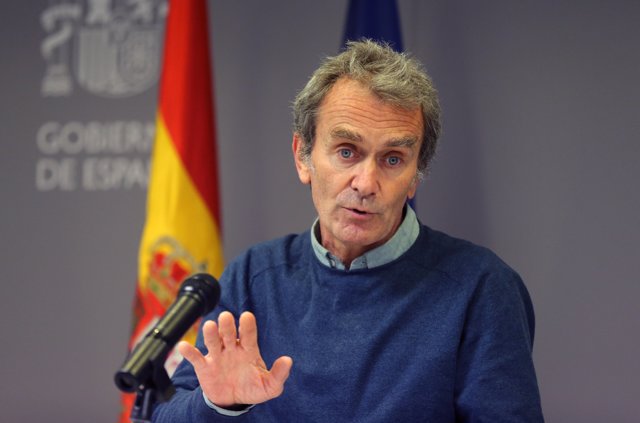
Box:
(177, 311), (293, 408)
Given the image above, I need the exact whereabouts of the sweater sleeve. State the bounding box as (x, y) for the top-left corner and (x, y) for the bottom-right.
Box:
(454, 266), (545, 423)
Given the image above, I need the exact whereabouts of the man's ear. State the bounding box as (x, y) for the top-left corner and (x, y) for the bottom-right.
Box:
(407, 176), (418, 200)
(292, 133), (311, 185)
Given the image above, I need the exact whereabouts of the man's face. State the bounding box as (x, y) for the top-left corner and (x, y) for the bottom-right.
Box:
(293, 77), (423, 264)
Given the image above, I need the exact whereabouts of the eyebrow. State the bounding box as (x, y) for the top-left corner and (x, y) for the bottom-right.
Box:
(330, 128), (361, 142)
(385, 137), (419, 149)
(330, 127), (419, 149)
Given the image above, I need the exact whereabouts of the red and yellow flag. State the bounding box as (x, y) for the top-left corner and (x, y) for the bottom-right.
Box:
(118, 0), (224, 420)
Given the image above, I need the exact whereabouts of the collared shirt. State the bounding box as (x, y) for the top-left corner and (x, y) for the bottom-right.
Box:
(310, 205), (420, 270)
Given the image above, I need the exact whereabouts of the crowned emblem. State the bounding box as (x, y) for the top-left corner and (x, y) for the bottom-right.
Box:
(129, 235), (207, 377)
(41, 0), (167, 98)
(147, 235), (207, 310)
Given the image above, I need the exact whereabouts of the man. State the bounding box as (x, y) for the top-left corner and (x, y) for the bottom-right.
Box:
(152, 40), (544, 422)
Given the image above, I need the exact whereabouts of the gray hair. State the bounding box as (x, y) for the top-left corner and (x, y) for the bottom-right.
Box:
(292, 39), (442, 175)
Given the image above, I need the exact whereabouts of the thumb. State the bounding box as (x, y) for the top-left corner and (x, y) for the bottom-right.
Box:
(270, 356), (293, 385)
(177, 340), (204, 368)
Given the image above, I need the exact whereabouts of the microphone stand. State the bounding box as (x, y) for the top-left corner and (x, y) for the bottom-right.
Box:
(129, 361), (175, 423)
(115, 335), (176, 423)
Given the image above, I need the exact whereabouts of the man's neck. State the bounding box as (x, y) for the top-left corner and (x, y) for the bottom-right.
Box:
(310, 205), (419, 272)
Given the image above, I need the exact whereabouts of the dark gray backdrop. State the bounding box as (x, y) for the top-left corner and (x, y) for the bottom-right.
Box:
(1, 1), (638, 422)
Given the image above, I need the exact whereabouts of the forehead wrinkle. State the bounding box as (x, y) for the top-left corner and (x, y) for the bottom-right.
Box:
(323, 102), (419, 128)
(317, 81), (424, 147)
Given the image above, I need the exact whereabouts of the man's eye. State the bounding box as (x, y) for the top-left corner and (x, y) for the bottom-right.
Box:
(339, 149), (353, 159)
(387, 156), (401, 166)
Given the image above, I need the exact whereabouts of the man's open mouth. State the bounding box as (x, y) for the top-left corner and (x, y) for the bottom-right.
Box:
(347, 208), (369, 215)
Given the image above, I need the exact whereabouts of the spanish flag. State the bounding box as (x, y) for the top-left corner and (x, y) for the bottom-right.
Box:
(118, 0), (224, 420)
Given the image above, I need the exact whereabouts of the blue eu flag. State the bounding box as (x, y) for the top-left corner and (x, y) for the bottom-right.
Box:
(342, 0), (403, 52)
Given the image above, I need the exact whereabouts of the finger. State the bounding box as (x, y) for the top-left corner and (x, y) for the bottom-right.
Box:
(218, 311), (238, 350)
(202, 320), (221, 355)
(177, 340), (205, 369)
(238, 311), (258, 350)
(270, 356), (293, 386)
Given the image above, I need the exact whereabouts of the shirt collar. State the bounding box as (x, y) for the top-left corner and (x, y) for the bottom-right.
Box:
(310, 205), (420, 271)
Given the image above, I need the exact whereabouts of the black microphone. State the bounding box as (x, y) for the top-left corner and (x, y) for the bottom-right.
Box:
(114, 273), (221, 393)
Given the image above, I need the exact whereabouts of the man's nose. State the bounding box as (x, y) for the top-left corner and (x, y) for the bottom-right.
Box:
(350, 158), (380, 197)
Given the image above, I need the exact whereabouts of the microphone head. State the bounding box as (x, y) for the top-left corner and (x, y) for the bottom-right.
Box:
(179, 273), (221, 316)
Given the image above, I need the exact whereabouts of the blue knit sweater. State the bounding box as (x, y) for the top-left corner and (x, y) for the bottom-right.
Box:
(152, 225), (544, 422)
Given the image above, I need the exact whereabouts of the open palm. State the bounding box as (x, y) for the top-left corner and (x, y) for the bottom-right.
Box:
(177, 311), (293, 408)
